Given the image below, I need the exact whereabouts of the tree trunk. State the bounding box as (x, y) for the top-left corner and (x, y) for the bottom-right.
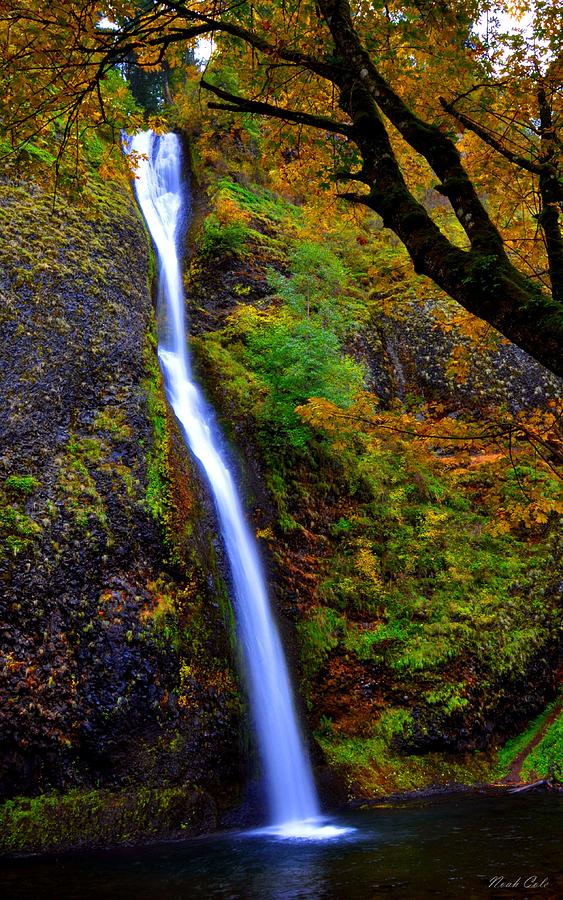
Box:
(319, 0), (563, 377)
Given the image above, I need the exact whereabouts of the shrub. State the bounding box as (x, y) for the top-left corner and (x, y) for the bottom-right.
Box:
(244, 317), (365, 448)
(267, 241), (366, 335)
(201, 219), (252, 258)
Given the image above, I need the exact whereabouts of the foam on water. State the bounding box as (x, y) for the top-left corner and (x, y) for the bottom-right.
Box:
(250, 819), (354, 841)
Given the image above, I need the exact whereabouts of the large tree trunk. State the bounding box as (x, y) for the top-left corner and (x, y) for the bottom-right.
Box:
(319, 0), (563, 377)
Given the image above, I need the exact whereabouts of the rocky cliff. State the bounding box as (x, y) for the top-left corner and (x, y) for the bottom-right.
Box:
(0, 172), (242, 852)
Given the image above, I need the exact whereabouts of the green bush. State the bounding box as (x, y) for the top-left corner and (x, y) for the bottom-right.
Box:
(201, 219), (252, 257)
(267, 241), (366, 335)
(244, 316), (365, 447)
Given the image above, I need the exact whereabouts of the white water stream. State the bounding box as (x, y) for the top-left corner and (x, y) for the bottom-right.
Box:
(130, 130), (338, 835)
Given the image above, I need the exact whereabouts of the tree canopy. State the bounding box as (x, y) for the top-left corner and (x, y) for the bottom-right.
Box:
(1, 0), (561, 374)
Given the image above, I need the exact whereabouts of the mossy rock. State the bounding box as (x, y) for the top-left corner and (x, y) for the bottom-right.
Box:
(0, 784), (217, 855)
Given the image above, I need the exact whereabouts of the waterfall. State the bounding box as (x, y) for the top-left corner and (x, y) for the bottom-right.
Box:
(130, 130), (323, 832)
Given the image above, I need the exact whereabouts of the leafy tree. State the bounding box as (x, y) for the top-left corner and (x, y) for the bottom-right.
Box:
(0, 1), (561, 373)
(240, 310), (365, 447)
(267, 242), (366, 334)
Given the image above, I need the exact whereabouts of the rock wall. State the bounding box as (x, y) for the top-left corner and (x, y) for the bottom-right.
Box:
(0, 173), (242, 850)
(356, 303), (561, 412)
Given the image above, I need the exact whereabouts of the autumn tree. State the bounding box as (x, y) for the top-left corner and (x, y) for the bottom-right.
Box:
(0, 0), (561, 375)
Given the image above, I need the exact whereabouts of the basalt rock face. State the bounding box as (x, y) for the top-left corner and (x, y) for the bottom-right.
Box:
(0, 175), (241, 840)
(354, 305), (562, 412)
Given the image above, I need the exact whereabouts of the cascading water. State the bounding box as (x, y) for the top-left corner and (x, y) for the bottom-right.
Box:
(130, 130), (333, 835)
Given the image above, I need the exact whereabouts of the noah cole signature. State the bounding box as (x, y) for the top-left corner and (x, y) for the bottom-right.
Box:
(488, 875), (550, 889)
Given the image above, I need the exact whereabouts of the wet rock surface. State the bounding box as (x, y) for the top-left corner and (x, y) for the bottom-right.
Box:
(0, 175), (241, 827)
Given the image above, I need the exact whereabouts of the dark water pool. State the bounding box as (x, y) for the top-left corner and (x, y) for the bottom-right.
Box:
(1, 792), (561, 899)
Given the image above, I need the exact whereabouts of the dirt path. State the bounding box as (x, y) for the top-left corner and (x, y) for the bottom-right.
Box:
(503, 697), (562, 784)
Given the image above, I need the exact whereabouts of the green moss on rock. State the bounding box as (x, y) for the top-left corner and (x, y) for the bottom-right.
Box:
(317, 717), (495, 798)
(0, 503), (42, 558)
(0, 784), (216, 855)
(4, 475), (40, 496)
(143, 324), (174, 532)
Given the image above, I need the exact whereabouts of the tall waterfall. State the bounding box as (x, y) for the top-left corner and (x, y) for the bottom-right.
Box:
(130, 130), (320, 830)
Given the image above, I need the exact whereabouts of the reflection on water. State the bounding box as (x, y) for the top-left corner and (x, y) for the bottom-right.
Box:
(1, 793), (561, 899)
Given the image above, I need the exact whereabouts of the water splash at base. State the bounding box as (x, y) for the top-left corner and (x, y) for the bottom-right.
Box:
(251, 819), (354, 841)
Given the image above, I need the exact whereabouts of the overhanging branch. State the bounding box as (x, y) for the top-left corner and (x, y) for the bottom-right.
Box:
(164, 1), (341, 81)
(317, 0), (507, 254)
(202, 80), (354, 136)
(439, 96), (544, 176)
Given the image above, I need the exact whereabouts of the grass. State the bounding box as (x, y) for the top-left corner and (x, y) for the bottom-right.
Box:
(521, 713), (563, 781)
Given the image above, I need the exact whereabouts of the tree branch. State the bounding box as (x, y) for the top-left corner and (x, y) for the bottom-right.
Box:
(164, 1), (341, 81)
(318, 0), (506, 254)
(335, 170), (371, 184)
(537, 85), (563, 305)
(439, 96), (543, 176)
(201, 80), (354, 136)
